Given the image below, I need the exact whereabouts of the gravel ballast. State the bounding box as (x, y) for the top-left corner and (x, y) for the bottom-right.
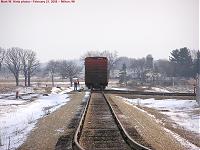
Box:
(109, 95), (185, 150)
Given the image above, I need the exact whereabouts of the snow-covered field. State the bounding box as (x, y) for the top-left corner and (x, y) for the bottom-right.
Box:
(0, 87), (73, 150)
(121, 97), (199, 133)
(119, 96), (200, 149)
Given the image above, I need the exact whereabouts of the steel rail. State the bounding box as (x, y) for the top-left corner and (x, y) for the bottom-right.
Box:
(73, 91), (151, 150)
(102, 92), (150, 150)
(104, 89), (195, 96)
(72, 91), (91, 150)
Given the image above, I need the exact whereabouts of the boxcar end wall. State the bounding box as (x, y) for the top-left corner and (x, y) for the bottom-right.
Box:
(85, 57), (108, 89)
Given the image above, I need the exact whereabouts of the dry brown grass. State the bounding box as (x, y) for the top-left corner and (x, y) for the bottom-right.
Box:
(0, 84), (17, 93)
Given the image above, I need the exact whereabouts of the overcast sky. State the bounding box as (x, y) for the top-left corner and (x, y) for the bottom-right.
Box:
(0, 0), (199, 62)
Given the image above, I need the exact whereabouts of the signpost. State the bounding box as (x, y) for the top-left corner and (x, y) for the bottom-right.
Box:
(196, 50), (200, 106)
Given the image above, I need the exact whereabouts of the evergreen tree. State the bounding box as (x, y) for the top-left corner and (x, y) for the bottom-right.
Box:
(192, 50), (200, 78)
(169, 47), (193, 77)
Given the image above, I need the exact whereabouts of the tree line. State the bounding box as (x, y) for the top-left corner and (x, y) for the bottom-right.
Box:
(45, 60), (82, 87)
(116, 47), (199, 85)
(0, 47), (83, 87)
(0, 47), (39, 86)
(0, 47), (119, 87)
(0, 47), (199, 87)
(46, 50), (118, 87)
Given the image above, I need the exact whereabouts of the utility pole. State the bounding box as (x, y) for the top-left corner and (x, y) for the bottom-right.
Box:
(119, 64), (127, 86)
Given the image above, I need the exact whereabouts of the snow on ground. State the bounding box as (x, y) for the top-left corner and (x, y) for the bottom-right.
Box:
(118, 96), (200, 149)
(134, 86), (193, 93)
(165, 86), (194, 93)
(110, 87), (129, 91)
(147, 86), (194, 93)
(109, 86), (179, 93)
(16, 87), (34, 94)
(106, 86), (130, 91)
(164, 128), (199, 150)
(145, 87), (170, 93)
(120, 97), (200, 134)
(0, 99), (26, 106)
(0, 87), (37, 100)
(0, 87), (73, 150)
(82, 91), (90, 102)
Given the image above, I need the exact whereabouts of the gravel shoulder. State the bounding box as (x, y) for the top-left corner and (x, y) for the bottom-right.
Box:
(109, 95), (185, 150)
(18, 92), (85, 150)
(140, 106), (200, 147)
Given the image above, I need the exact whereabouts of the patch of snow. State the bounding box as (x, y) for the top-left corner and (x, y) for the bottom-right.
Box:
(56, 128), (64, 133)
(16, 87), (34, 94)
(109, 87), (129, 91)
(140, 86), (148, 89)
(164, 128), (199, 150)
(151, 87), (170, 93)
(144, 86), (193, 93)
(0, 87), (73, 150)
(52, 87), (74, 94)
(82, 91), (90, 102)
(119, 97), (200, 134)
(120, 96), (199, 149)
(123, 100), (165, 125)
(145, 87), (170, 93)
(51, 87), (62, 94)
(165, 86), (194, 93)
(20, 94), (40, 100)
(0, 99), (26, 106)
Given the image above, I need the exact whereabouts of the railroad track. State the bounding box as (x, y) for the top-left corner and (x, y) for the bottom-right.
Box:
(73, 91), (150, 150)
(104, 89), (195, 96)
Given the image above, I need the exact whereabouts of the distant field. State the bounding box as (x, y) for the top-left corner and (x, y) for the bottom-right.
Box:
(0, 80), (72, 93)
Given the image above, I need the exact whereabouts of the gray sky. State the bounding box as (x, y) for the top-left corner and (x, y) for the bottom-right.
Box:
(0, 0), (199, 62)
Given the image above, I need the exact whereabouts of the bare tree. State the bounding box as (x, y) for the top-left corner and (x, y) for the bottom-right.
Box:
(21, 49), (40, 86)
(67, 61), (82, 87)
(130, 58), (146, 83)
(58, 60), (82, 87)
(154, 59), (173, 77)
(21, 50), (29, 86)
(81, 50), (118, 78)
(0, 47), (5, 71)
(46, 60), (58, 87)
(58, 60), (69, 79)
(4, 47), (22, 86)
(26, 50), (40, 86)
(80, 50), (101, 60)
(101, 50), (118, 77)
(190, 49), (198, 60)
(115, 57), (132, 70)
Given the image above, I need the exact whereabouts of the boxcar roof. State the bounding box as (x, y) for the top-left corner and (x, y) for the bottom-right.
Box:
(85, 57), (107, 60)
